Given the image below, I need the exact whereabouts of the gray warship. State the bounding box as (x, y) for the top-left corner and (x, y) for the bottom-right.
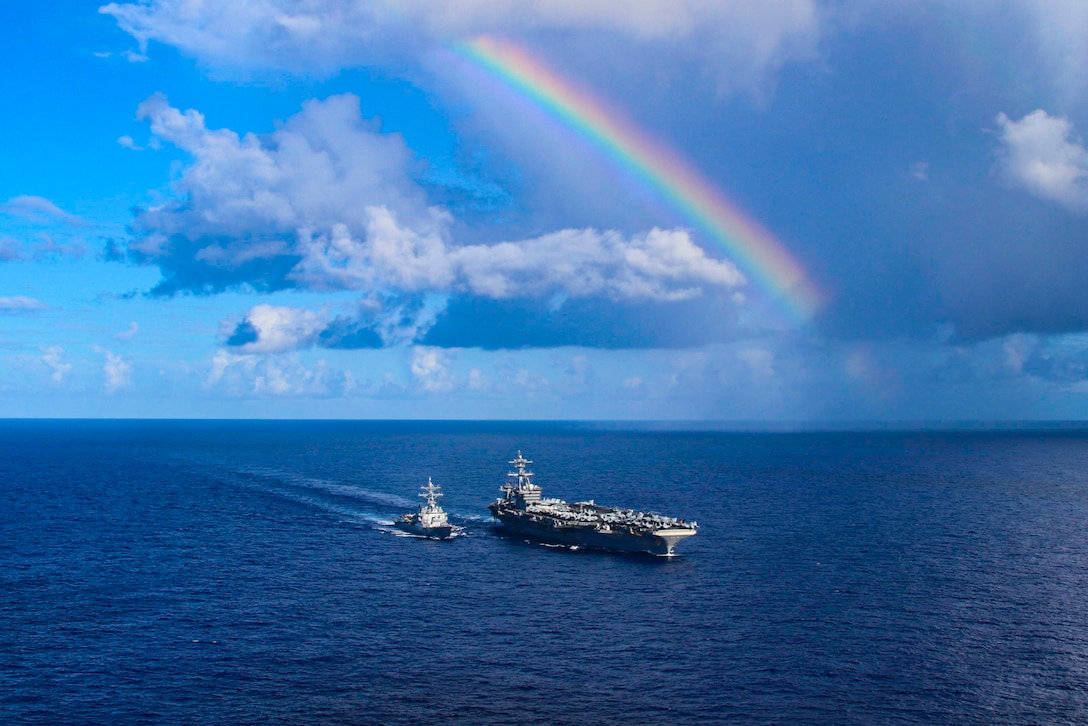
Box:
(489, 452), (697, 556)
(394, 478), (454, 539)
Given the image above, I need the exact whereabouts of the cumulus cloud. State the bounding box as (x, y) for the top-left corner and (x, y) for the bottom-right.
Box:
(206, 349), (355, 396)
(459, 227), (742, 301)
(102, 0), (821, 88)
(40, 346), (71, 384)
(135, 92), (427, 235)
(128, 94), (748, 349)
(995, 110), (1088, 212)
(294, 214), (743, 302)
(128, 92), (433, 294)
(94, 347), (132, 393)
(410, 346), (455, 392)
(132, 94), (741, 304)
(117, 135), (143, 150)
(0, 296), (48, 312)
(224, 304), (327, 354)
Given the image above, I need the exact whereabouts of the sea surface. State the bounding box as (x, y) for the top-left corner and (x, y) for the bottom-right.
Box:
(3, 420), (1088, 724)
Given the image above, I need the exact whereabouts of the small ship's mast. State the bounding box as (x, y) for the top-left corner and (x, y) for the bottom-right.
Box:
(419, 477), (443, 510)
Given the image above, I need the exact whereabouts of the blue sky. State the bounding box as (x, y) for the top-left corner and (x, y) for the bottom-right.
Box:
(3, 0), (1088, 421)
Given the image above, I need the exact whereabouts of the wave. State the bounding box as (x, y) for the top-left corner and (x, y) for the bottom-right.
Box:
(238, 466), (415, 508)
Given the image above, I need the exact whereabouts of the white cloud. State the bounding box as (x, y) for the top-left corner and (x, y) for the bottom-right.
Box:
(206, 349), (353, 396)
(1, 195), (81, 225)
(291, 211), (455, 293)
(94, 347), (133, 393)
(995, 109), (1088, 213)
(0, 296), (48, 312)
(117, 135), (143, 150)
(40, 346), (71, 384)
(102, 0), (821, 87)
(1003, 333), (1035, 374)
(453, 226), (744, 301)
(135, 94), (747, 304)
(467, 367), (489, 391)
(410, 346), (455, 392)
(229, 304), (327, 354)
(134, 92), (430, 251)
(115, 321), (140, 341)
(294, 212), (744, 302)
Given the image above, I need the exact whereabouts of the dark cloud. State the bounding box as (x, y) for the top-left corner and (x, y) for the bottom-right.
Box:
(317, 315), (383, 349)
(421, 294), (743, 350)
(225, 320), (259, 346)
(131, 234), (302, 297)
(100, 237), (127, 263)
(1023, 339), (1088, 384)
(116, 2), (1088, 357)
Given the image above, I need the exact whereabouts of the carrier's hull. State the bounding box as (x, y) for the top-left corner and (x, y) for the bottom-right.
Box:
(394, 517), (454, 540)
(490, 506), (695, 556)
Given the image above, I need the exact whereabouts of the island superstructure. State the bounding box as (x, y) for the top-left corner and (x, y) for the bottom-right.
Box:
(488, 452), (697, 556)
(394, 477), (454, 539)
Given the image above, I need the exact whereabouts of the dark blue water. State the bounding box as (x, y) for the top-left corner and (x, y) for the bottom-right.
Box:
(3, 421), (1088, 724)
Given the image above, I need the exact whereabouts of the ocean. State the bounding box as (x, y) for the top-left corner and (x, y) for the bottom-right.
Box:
(2, 420), (1088, 724)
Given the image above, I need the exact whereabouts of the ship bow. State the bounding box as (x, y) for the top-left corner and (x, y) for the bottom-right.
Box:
(653, 527), (697, 556)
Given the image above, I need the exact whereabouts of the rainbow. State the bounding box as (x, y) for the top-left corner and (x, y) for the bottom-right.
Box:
(457, 36), (823, 321)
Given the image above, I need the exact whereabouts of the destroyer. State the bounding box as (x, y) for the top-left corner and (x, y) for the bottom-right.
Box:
(489, 452), (697, 556)
(394, 477), (454, 539)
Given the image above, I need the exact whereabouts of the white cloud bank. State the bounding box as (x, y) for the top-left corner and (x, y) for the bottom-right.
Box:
(206, 350), (355, 396)
(995, 109), (1088, 213)
(133, 93), (745, 304)
(101, 0), (820, 86)
(293, 214), (743, 302)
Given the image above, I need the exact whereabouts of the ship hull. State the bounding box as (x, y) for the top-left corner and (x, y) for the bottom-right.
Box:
(394, 519), (454, 540)
(490, 507), (695, 556)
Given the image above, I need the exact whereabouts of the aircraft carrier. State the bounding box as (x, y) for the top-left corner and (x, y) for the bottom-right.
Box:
(488, 452), (697, 556)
